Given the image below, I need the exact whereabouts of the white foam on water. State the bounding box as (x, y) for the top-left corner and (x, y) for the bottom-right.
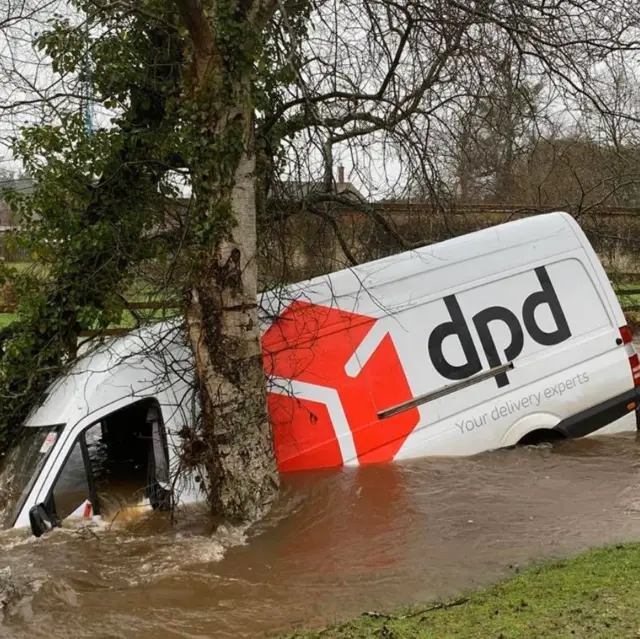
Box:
(0, 528), (39, 551)
(133, 522), (250, 582)
(6, 501), (252, 587)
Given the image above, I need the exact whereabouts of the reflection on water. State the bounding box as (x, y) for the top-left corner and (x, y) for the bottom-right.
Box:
(4, 433), (640, 637)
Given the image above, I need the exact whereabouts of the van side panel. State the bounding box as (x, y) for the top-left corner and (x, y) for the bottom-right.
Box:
(260, 213), (635, 470)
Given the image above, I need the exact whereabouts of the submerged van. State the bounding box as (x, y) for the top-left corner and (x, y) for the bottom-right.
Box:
(1, 211), (639, 536)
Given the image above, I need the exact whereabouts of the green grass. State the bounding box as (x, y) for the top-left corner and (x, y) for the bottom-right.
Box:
(1, 261), (48, 276)
(0, 264), (180, 331)
(0, 313), (16, 328)
(614, 282), (640, 309)
(0, 308), (179, 332)
(10, 262), (35, 273)
(284, 543), (640, 638)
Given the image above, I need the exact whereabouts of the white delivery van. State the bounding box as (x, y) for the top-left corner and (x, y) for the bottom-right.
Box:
(1, 211), (639, 537)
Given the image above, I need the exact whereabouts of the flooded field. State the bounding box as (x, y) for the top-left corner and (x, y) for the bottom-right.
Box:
(4, 433), (640, 638)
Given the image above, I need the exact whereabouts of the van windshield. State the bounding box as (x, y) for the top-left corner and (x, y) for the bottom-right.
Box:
(0, 425), (63, 529)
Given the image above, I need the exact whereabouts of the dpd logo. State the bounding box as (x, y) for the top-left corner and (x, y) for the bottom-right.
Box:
(262, 301), (420, 471)
(428, 266), (571, 387)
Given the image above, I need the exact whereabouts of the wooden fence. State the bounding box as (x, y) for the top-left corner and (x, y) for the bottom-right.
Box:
(0, 231), (29, 262)
(0, 301), (181, 337)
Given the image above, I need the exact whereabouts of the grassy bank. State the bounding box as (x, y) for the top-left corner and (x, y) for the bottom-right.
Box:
(285, 543), (640, 638)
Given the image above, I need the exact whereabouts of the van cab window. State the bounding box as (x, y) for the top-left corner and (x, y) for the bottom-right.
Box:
(48, 398), (170, 524)
(51, 440), (91, 520)
(0, 425), (63, 529)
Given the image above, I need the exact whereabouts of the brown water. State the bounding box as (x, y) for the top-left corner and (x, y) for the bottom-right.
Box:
(4, 434), (640, 638)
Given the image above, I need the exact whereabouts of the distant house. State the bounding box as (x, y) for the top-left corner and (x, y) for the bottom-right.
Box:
(270, 166), (366, 204)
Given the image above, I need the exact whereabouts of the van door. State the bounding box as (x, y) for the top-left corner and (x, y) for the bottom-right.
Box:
(44, 398), (171, 528)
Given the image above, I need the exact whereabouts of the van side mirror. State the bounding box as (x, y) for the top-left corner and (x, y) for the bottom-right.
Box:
(29, 503), (58, 538)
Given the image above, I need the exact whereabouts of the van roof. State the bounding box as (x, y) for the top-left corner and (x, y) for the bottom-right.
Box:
(259, 211), (580, 315)
(25, 212), (581, 429)
(24, 320), (191, 428)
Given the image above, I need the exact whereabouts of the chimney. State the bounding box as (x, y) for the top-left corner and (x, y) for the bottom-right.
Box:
(338, 165), (345, 186)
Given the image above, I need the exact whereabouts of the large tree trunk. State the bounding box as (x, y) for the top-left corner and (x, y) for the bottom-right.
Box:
(174, 0), (280, 522)
(185, 120), (279, 521)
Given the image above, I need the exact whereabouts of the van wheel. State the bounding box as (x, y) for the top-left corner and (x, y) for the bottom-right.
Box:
(517, 429), (566, 447)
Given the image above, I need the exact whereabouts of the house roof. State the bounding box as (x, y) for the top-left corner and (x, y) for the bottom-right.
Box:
(270, 180), (366, 203)
(0, 178), (34, 195)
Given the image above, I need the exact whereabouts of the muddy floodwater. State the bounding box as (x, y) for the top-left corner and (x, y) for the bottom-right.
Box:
(4, 434), (640, 638)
